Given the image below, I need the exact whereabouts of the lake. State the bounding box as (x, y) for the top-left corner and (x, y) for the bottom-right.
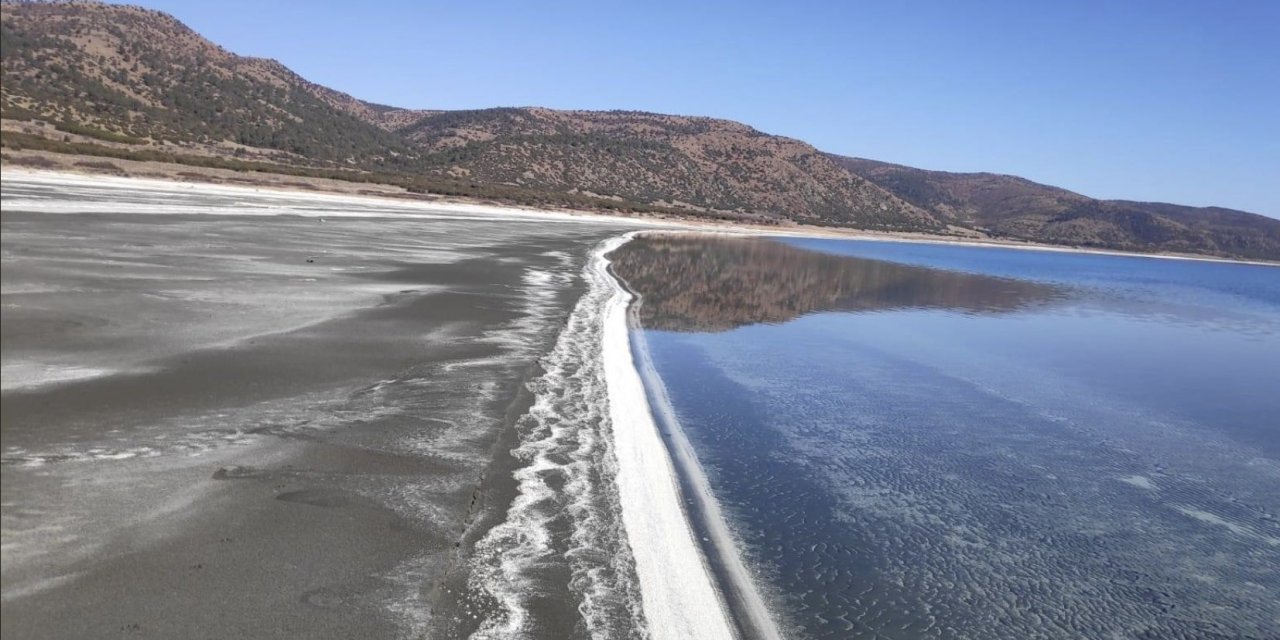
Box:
(611, 234), (1280, 640)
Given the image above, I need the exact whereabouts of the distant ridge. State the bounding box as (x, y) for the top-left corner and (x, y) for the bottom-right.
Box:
(831, 156), (1280, 261)
(3, 1), (1278, 259)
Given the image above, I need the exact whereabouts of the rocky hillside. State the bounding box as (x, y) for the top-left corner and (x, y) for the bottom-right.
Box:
(3, 1), (1275, 259)
(833, 157), (1280, 261)
(0, 1), (415, 165)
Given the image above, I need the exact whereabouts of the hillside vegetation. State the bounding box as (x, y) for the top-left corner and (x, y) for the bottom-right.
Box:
(0, 1), (415, 166)
(3, 1), (1277, 259)
(396, 107), (941, 229)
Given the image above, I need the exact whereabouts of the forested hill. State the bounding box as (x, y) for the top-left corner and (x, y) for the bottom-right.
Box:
(3, 1), (1277, 260)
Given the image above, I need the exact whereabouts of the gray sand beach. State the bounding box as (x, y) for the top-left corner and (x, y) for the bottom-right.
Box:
(0, 172), (637, 639)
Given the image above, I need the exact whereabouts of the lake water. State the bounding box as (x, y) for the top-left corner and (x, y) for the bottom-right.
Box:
(610, 235), (1280, 640)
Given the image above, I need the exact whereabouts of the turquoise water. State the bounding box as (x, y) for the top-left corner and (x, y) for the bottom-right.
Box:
(613, 236), (1280, 640)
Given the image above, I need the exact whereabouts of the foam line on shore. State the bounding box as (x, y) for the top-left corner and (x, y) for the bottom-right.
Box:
(465, 234), (654, 639)
(466, 232), (747, 639)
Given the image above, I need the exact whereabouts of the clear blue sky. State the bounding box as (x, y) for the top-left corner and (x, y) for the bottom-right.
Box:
(121, 0), (1279, 215)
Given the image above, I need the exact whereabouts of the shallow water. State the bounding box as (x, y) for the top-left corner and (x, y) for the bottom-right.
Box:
(613, 235), (1280, 640)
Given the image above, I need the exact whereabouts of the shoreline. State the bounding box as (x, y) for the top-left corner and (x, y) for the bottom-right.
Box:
(0, 167), (667, 228)
(0, 172), (630, 639)
(595, 234), (740, 639)
(3, 165), (1274, 268)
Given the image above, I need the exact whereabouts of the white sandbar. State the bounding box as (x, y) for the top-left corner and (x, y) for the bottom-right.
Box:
(598, 235), (743, 640)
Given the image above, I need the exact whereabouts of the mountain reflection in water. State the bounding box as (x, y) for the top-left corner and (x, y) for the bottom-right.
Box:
(609, 234), (1063, 332)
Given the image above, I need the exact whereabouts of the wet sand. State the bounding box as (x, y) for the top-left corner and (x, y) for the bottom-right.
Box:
(0, 173), (635, 639)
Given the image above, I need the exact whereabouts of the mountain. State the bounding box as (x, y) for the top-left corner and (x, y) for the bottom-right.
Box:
(832, 156), (1280, 261)
(0, 1), (416, 166)
(3, 1), (1277, 259)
